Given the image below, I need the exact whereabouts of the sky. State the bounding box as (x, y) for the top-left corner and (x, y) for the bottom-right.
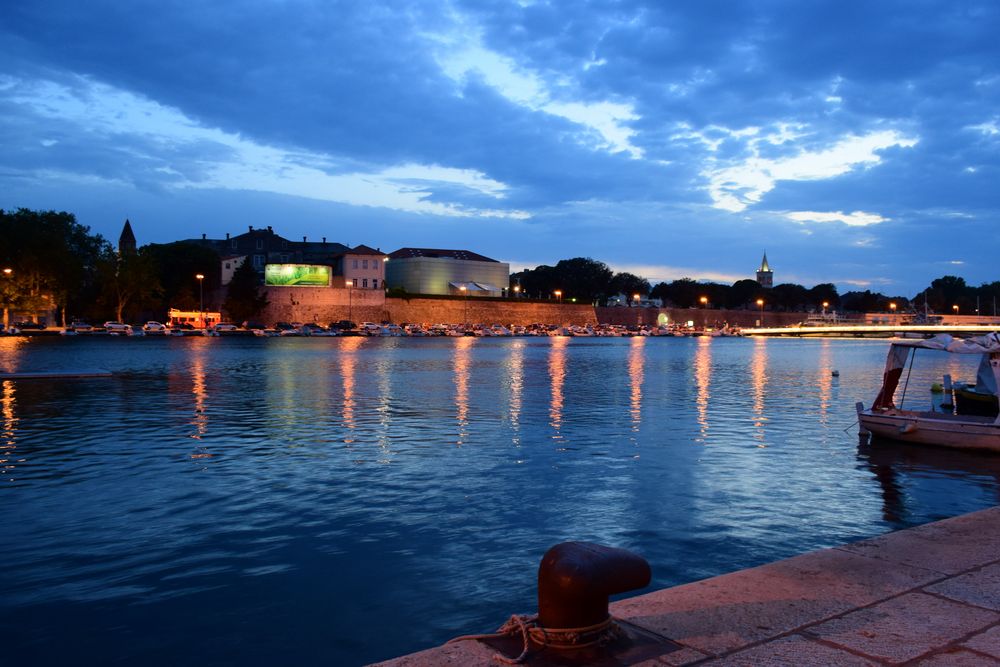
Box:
(2, 0), (999, 296)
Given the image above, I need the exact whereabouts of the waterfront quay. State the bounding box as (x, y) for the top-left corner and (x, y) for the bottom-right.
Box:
(379, 505), (1000, 666)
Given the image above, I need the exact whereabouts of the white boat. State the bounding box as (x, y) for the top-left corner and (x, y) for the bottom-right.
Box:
(857, 333), (1000, 452)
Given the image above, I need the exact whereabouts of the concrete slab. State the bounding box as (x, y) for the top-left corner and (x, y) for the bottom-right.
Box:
(911, 649), (1000, 666)
(706, 634), (878, 666)
(838, 507), (1000, 576)
(372, 639), (497, 666)
(610, 546), (939, 657)
(961, 624), (1000, 659)
(928, 563), (1000, 612)
(805, 591), (999, 664)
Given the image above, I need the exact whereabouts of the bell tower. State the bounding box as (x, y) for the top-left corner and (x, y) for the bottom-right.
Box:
(756, 251), (773, 288)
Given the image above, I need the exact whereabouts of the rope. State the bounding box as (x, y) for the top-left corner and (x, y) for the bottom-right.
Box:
(447, 614), (621, 664)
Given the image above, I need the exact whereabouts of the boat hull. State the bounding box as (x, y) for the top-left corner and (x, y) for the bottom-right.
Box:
(859, 409), (1000, 452)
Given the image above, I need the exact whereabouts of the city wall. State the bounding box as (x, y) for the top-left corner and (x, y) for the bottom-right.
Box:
(256, 287), (820, 328)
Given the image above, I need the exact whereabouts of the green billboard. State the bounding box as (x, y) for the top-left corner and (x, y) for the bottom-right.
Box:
(264, 264), (331, 287)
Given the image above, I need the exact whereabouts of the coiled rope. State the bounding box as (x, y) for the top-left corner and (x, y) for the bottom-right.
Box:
(447, 614), (622, 664)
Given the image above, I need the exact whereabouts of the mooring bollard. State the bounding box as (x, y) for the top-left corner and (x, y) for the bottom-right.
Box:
(537, 541), (651, 634)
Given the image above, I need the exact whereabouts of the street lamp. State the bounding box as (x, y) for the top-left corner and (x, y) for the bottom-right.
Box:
(822, 301), (829, 315)
(700, 296), (708, 308)
(195, 273), (205, 327)
(513, 284), (521, 298)
(346, 280), (353, 324)
(953, 304), (960, 316)
(2, 268), (12, 330)
(889, 302), (897, 325)
(756, 298), (764, 327)
(554, 289), (562, 303)
(633, 293), (641, 307)
(459, 285), (468, 327)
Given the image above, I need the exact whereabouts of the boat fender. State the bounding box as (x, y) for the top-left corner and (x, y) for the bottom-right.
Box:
(930, 383), (943, 393)
(899, 423), (918, 434)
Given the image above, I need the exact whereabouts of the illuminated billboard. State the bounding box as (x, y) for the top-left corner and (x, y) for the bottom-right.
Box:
(264, 264), (331, 287)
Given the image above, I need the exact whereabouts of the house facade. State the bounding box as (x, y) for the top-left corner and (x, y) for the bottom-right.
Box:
(384, 248), (510, 297)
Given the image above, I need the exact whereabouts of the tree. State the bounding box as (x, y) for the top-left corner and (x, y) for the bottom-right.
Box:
(610, 272), (651, 303)
(223, 260), (269, 323)
(552, 257), (614, 303)
(807, 283), (840, 311)
(728, 279), (762, 309)
(144, 241), (221, 312)
(97, 247), (162, 322)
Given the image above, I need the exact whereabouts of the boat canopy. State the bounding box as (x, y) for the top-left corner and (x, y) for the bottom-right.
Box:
(873, 333), (1000, 410)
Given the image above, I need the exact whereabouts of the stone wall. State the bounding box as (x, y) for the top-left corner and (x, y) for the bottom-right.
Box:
(256, 288), (837, 328)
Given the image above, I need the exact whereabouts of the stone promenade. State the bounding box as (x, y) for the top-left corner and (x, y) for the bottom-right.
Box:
(377, 505), (1000, 665)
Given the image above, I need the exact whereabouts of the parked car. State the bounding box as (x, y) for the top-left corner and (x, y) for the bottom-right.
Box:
(104, 321), (130, 333)
(143, 321), (167, 333)
(214, 322), (239, 332)
(13, 321), (45, 330)
(69, 320), (93, 332)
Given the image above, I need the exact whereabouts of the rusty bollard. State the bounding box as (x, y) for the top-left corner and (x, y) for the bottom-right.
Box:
(537, 541), (651, 633)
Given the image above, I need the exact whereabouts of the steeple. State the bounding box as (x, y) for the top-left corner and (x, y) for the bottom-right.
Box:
(118, 219), (137, 256)
(756, 251), (773, 288)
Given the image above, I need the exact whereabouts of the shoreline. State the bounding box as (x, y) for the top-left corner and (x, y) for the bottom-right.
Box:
(376, 505), (1000, 665)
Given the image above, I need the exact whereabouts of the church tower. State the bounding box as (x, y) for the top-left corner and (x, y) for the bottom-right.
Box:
(118, 219), (137, 256)
(756, 251), (773, 288)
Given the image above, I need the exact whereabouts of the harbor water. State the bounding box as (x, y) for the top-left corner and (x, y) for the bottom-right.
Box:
(3, 335), (999, 665)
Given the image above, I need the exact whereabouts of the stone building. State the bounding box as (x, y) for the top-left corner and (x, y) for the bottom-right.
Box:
(384, 248), (510, 297)
(756, 251), (773, 288)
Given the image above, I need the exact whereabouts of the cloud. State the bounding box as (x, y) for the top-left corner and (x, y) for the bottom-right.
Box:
(704, 130), (919, 212)
(785, 210), (887, 227)
(0, 74), (530, 219)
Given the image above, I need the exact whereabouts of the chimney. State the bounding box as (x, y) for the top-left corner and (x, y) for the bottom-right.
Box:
(267, 226), (273, 232)
(226, 232), (230, 240)
(322, 237), (326, 244)
(248, 225), (253, 232)
(202, 233), (206, 240)
(303, 236), (307, 243)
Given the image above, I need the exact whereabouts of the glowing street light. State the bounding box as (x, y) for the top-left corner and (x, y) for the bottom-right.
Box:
(822, 300), (829, 314)
(756, 298), (765, 328)
(889, 301), (897, 325)
(513, 284), (521, 298)
(953, 304), (960, 316)
(2, 268), (12, 330)
(346, 280), (353, 324)
(633, 293), (641, 307)
(554, 289), (562, 303)
(460, 284), (468, 327)
(195, 273), (205, 327)
(700, 296), (708, 308)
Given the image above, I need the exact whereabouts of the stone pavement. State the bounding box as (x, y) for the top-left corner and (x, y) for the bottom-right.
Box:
(376, 506), (1000, 665)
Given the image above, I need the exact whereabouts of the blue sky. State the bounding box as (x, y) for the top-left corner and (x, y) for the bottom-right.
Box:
(2, 1), (998, 295)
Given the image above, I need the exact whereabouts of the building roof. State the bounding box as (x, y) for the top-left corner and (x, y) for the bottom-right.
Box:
(388, 247), (499, 263)
(758, 251), (772, 273)
(343, 244), (386, 256)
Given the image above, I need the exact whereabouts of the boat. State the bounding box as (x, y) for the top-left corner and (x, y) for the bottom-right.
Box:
(857, 333), (1000, 451)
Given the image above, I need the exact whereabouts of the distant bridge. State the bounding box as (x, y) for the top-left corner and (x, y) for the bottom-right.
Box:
(743, 324), (1000, 338)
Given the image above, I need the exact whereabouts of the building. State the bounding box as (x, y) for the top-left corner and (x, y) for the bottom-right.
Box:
(220, 255), (247, 286)
(118, 219), (137, 256)
(756, 251), (773, 288)
(185, 226), (349, 277)
(384, 248), (509, 297)
(335, 245), (387, 290)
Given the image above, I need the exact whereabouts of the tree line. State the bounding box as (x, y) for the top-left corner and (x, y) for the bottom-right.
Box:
(0, 209), (265, 325)
(512, 256), (999, 315)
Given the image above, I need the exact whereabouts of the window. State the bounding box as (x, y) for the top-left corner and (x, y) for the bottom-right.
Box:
(372, 279), (378, 289)
(352, 259), (358, 269)
(230, 239), (237, 249)
(363, 279), (368, 288)
(352, 278), (358, 287)
(253, 255), (264, 268)
(224, 262), (231, 269)
(256, 239), (264, 250)
(363, 259), (369, 269)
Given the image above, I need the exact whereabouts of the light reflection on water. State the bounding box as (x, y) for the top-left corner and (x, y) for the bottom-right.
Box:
(2, 335), (1000, 665)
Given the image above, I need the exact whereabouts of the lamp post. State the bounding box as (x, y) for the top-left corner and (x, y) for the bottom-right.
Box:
(756, 298), (764, 328)
(822, 301), (829, 315)
(634, 293), (641, 307)
(953, 304), (959, 318)
(346, 280), (353, 324)
(513, 284), (521, 298)
(700, 296), (708, 308)
(554, 289), (562, 303)
(195, 273), (205, 328)
(889, 301), (897, 325)
(459, 285), (468, 328)
(2, 267), (12, 330)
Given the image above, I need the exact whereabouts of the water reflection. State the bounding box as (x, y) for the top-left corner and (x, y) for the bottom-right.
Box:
(188, 343), (211, 459)
(506, 339), (525, 447)
(628, 336), (645, 432)
(693, 336), (711, 441)
(750, 337), (767, 441)
(1, 380), (17, 479)
(454, 336), (473, 445)
(817, 339), (833, 424)
(549, 336), (568, 440)
(340, 337), (366, 442)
